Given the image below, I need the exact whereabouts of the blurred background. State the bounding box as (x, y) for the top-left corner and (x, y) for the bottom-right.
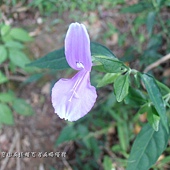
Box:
(0, 0), (170, 169)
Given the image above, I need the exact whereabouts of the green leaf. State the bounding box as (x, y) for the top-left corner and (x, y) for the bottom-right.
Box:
(83, 137), (100, 159)
(10, 28), (33, 42)
(26, 47), (69, 69)
(125, 87), (147, 107)
(0, 103), (14, 125)
(121, 2), (152, 13)
(26, 42), (117, 70)
(0, 71), (8, 84)
(12, 99), (34, 116)
(142, 74), (168, 132)
(137, 104), (149, 115)
(103, 156), (113, 170)
(147, 106), (160, 131)
(0, 91), (15, 103)
(1, 25), (10, 36)
(76, 124), (89, 138)
(0, 45), (7, 64)
(94, 56), (124, 73)
(138, 103), (160, 131)
(146, 11), (156, 36)
(126, 122), (169, 170)
(9, 49), (31, 68)
(91, 42), (116, 58)
(5, 41), (24, 49)
(55, 125), (78, 146)
(114, 73), (130, 102)
(118, 120), (129, 151)
(97, 73), (120, 88)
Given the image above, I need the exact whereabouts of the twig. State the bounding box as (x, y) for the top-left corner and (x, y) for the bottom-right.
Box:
(16, 131), (21, 170)
(8, 76), (27, 82)
(4, 64), (27, 82)
(144, 53), (170, 73)
(0, 130), (20, 170)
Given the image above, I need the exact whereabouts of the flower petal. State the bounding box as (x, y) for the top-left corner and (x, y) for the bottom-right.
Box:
(65, 23), (92, 71)
(51, 70), (97, 121)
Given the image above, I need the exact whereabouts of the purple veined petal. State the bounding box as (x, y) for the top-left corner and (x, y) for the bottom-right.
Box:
(65, 22), (92, 71)
(51, 70), (97, 121)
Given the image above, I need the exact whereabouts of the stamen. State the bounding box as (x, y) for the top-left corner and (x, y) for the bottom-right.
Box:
(76, 62), (84, 69)
(68, 71), (86, 102)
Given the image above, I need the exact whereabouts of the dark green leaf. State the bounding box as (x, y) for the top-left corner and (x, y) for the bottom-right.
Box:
(26, 42), (117, 70)
(114, 73), (130, 102)
(127, 122), (169, 170)
(55, 125), (78, 146)
(121, 2), (152, 13)
(76, 124), (89, 138)
(0, 103), (14, 125)
(142, 74), (168, 132)
(125, 87), (147, 107)
(12, 99), (34, 116)
(146, 11), (156, 35)
(26, 48), (69, 69)
(83, 137), (100, 159)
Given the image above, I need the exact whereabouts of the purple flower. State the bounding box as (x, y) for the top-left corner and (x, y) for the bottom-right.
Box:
(51, 23), (97, 121)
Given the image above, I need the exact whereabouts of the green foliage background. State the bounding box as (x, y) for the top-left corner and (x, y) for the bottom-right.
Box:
(0, 0), (170, 169)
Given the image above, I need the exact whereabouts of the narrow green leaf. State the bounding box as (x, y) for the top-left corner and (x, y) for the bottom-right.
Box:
(12, 99), (34, 116)
(142, 74), (168, 132)
(55, 125), (78, 146)
(26, 42), (117, 70)
(146, 11), (156, 35)
(127, 122), (169, 170)
(0, 103), (14, 125)
(10, 28), (33, 42)
(121, 2), (152, 13)
(114, 74), (130, 102)
(118, 121), (129, 151)
(0, 71), (8, 84)
(0, 45), (7, 64)
(97, 73), (120, 88)
(103, 156), (113, 170)
(26, 48), (69, 69)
